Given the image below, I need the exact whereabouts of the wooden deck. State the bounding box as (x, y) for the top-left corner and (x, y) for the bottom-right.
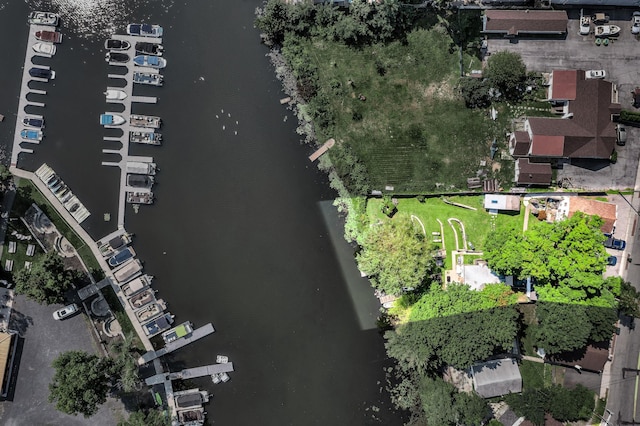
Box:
(308, 138), (335, 162)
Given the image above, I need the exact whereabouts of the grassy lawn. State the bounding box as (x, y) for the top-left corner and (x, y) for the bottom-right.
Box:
(0, 218), (43, 278)
(14, 179), (101, 274)
(308, 27), (512, 192)
(520, 360), (553, 390)
(366, 196), (526, 268)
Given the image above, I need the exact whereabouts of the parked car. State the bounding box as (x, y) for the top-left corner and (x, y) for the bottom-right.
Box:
(604, 234), (626, 250)
(586, 69), (606, 79)
(607, 256), (618, 266)
(53, 303), (79, 320)
(632, 11), (640, 35)
(580, 16), (591, 35)
(617, 124), (627, 146)
(633, 87), (640, 108)
(592, 13), (609, 24)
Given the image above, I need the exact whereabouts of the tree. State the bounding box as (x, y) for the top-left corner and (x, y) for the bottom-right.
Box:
(617, 279), (640, 318)
(356, 214), (433, 295)
(459, 77), (491, 108)
(417, 377), (489, 426)
(534, 302), (591, 355)
(14, 251), (74, 305)
(548, 385), (594, 422)
(455, 390), (490, 426)
(484, 51), (527, 101)
(49, 351), (115, 417)
(118, 409), (170, 426)
(505, 388), (549, 426)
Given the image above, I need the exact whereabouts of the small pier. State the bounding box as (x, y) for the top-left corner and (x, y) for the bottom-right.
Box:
(145, 362), (235, 386)
(131, 95), (157, 104)
(138, 323), (215, 365)
(308, 138), (335, 162)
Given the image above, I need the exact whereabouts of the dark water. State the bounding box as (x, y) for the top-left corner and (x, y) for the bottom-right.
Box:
(0, 1), (403, 424)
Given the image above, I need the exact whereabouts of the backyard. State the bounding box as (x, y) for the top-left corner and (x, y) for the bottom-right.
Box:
(366, 196), (527, 269)
(307, 27), (515, 192)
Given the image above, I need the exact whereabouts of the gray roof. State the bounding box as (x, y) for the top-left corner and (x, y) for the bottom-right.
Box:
(471, 358), (522, 398)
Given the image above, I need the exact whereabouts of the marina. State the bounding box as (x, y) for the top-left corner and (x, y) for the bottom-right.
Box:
(34, 164), (91, 223)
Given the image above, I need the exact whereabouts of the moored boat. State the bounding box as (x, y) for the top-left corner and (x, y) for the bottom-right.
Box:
(32, 42), (56, 55)
(133, 71), (163, 86)
(120, 274), (153, 297)
(127, 23), (163, 38)
(595, 24), (621, 36)
(136, 303), (163, 323)
(35, 30), (62, 43)
(133, 55), (166, 68)
(129, 288), (156, 310)
(28, 11), (59, 26)
(100, 113), (126, 126)
(108, 247), (136, 268)
(104, 89), (127, 101)
(130, 131), (162, 145)
(104, 39), (130, 51)
(127, 174), (154, 189)
(20, 129), (43, 141)
(29, 67), (55, 80)
(22, 117), (44, 128)
(162, 321), (193, 344)
(135, 42), (163, 56)
(130, 114), (161, 129)
(105, 52), (129, 63)
(143, 313), (174, 337)
(99, 233), (133, 258)
(126, 161), (157, 175)
(127, 192), (154, 204)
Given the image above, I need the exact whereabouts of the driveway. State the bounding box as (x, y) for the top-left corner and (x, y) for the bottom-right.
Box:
(487, 9), (640, 190)
(0, 295), (124, 426)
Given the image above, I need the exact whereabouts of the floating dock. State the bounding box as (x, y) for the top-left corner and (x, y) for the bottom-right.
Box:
(145, 362), (234, 386)
(138, 323), (216, 365)
(308, 138), (335, 162)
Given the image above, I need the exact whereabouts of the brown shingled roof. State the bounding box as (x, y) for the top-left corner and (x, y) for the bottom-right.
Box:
(549, 70), (579, 101)
(530, 135), (564, 156)
(483, 10), (568, 35)
(510, 131), (531, 157)
(568, 197), (617, 234)
(516, 159), (552, 185)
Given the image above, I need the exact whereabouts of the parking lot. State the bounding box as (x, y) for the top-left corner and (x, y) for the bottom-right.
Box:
(0, 295), (124, 425)
(487, 9), (640, 190)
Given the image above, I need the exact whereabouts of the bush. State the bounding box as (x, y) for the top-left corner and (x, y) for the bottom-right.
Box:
(620, 109), (640, 124)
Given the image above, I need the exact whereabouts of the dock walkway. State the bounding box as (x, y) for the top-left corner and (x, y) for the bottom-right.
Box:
(11, 24), (58, 166)
(145, 362), (235, 386)
(138, 323), (215, 365)
(308, 138), (335, 162)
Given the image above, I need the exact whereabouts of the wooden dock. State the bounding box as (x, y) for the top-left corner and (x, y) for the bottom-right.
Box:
(145, 362), (234, 386)
(138, 323), (216, 365)
(308, 138), (335, 162)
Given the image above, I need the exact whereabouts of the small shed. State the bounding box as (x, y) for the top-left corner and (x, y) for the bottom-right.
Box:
(471, 358), (522, 398)
(484, 194), (521, 213)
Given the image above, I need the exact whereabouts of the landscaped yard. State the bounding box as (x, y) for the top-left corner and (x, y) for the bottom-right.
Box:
(307, 28), (514, 192)
(0, 218), (43, 277)
(366, 196), (527, 268)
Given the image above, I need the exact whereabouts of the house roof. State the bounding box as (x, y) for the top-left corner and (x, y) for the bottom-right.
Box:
(511, 131), (531, 157)
(483, 10), (568, 35)
(530, 135), (565, 156)
(549, 70), (580, 101)
(484, 194), (521, 211)
(525, 75), (620, 160)
(516, 159), (552, 185)
(549, 342), (610, 373)
(0, 332), (14, 394)
(471, 358), (522, 398)
(568, 197), (617, 234)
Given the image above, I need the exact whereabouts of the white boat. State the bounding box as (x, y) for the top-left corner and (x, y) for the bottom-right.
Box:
(32, 42), (56, 55)
(595, 24), (621, 37)
(127, 23), (163, 38)
(104, 89), (127, 101)
(28, 11), (59, 26)
(100, 113), (126, 126)
(133, 55), (167, 69)
(216, 355), (229, 364)
(130, 114), (161, 129)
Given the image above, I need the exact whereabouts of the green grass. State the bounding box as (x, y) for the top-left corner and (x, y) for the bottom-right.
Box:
(14, 179), (101, 273)
(366, 196), (526, 268)
(520, 360), (553, 390)
(103, 285), (143, 350)
(307, 28), (510, 192)
(0, 219), (43, 278)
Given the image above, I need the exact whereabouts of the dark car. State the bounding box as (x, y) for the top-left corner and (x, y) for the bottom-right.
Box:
(607, 256), (617, 266)
(604, 234), (626, 250)
(633, 87), (640, 108)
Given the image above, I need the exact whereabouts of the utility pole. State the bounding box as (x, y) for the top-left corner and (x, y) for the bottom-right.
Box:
(618, 191), (640, 217)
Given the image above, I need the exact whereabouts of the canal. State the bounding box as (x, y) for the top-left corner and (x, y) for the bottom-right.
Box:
(0, 1), (403, 424)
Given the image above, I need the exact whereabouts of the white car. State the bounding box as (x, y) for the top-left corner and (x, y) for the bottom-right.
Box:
(586, 69), (606, 79)
(53, 303), (79, 320)
(580, 16), (591, 35)
(633, 11), (640, 35)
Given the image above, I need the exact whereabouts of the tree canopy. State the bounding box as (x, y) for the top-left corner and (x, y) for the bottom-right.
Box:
(484, 51), (527, 101)
(49, 351), (115, 417)
(118, 409), (170, 426)
(506, 385), (594, 426)
(14, 251), (74, 305)
(356, 214), (433, 295)
(386, 284), (519, 371)
(417, 377), (489, 426)
(485, 213), (611, 304)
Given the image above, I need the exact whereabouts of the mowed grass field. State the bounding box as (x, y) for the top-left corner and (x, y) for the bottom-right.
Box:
(367, 196), (526, 268)
(307, 28), (511, 192)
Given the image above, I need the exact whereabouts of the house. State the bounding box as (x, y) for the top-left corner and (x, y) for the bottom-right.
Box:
(548, 342), (610, 373)
(510, 70), (621, 185)
(0, 330), (18, 398)
(471, 358), (523, 398)
(484, 194), (521, 213)
(557, 196), (617, 234)
(482, 10), (568, 37)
